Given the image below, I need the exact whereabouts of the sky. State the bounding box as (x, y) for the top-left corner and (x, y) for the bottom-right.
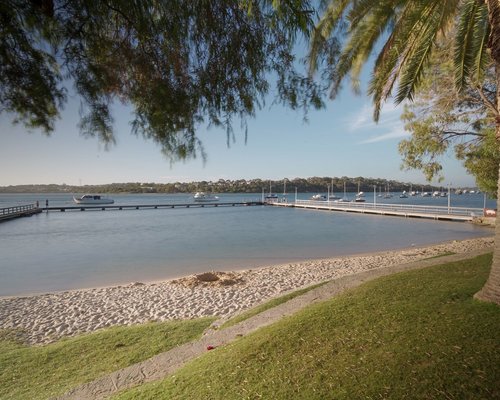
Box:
(0, 72), (476, 188)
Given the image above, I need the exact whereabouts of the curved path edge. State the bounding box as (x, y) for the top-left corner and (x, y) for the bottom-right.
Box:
(55, 248), (493, 400)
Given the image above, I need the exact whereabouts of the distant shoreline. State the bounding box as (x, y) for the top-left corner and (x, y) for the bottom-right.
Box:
(0, 236), (493, 346)
(0, 175), (473, 195)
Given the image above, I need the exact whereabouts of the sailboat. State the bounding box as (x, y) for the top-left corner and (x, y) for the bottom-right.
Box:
(354, 182), (365, 202)
(335, 181), (349, 202)
(329, 178), (341, 200)
(383, 184), (393, 198)
(265, 181), (278, 201)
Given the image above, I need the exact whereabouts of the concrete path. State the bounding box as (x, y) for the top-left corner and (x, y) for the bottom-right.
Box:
(55, 248), (492, 399)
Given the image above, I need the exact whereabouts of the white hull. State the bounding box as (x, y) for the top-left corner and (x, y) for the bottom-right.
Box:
(73, 195), (114, 204)
(193, 192), (219, 202)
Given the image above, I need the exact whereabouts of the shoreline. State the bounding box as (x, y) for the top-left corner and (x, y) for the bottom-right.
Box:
(0, 236), (494, 346)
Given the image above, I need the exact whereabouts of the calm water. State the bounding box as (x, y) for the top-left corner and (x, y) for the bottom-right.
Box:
(0, 192), (494, 296)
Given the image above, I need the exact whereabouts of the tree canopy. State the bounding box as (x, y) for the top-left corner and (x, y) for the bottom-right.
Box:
(1, 0), (324, 159)
(309, 0), (500, 304)
(397, 35), (499, 196)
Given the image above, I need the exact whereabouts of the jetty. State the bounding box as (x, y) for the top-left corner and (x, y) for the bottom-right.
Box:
(267, 199), (484, 222)
(0, 199), (488, 224)
(42, 201), (264, 212)
(0, 204), (42, 222)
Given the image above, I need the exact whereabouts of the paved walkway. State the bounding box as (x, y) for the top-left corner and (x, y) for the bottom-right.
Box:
(55, 248), (492, 399)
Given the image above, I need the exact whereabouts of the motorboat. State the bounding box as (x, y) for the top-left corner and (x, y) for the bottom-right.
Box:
(193, 192), (219, 202)
(421, 192), (432, 197)
(73, 194), (114, 204)
(264, 193), (279, 201)
(354, 196), (365, 202)
(311, 194), (327, 201)
(399, 191), (408, 198)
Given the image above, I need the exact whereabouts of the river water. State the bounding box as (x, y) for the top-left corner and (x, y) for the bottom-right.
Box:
(0, 192), (494, 296)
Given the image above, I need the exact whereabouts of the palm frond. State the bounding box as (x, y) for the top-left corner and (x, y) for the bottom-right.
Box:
(454, 0), (489, 90)
(347, 5), (396, 95)
(471, 2), (491, 84)
(370, 1), (458, 120)
(308, 0), (350, 75)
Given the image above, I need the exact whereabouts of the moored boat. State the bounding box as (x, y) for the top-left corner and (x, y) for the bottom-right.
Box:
(193, 192), (219, 202)
(73, 194), (114, 204)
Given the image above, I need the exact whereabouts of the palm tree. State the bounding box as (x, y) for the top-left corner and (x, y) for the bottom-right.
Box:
(309, 0), (500, 304)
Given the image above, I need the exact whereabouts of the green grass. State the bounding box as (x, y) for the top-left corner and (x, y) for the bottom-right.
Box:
(0, 318), (215, 400)
(219, 281), (328, 329)
(114, 254), (500, 400)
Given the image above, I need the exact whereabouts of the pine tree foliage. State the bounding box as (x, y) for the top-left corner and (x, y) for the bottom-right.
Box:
(0, 0), (325, 160)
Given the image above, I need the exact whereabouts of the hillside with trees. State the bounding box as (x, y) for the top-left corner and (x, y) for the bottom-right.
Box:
(0, 177), (461, 195)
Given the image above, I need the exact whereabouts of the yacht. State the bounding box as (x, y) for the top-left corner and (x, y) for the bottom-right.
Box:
(193, 192), (219, 202)
(73, 194), (114, 204)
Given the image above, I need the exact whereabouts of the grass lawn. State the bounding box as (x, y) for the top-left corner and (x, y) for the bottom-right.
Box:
(219, 281), (328, 329)
(0, 318), (215, 400)
(114, 254), (500, 399)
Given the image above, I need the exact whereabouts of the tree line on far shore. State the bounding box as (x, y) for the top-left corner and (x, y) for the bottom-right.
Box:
(0, 177), (477, 195)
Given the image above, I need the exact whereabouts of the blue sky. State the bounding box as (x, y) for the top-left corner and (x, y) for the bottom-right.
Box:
(0, 76), (475, 188)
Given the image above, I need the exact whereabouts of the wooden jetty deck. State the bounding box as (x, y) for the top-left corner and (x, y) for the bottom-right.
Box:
(0, 204), (42, 222)
(42, 201), (264, 212)
(268, 199), (484, 222)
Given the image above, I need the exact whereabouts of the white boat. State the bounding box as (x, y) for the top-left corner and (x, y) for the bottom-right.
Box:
(355, 181), (365, 198)
(399, 191), (408, 198)
(73, 194), (114, 204)
(265, 193), (279, 200)
(311, 194), (327, 201)
(353, 196), (365, 202)
(421, 192), (432, 197)
(193, 192), (219, 202)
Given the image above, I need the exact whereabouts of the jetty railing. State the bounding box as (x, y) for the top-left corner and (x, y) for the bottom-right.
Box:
(0, 204), (40, 222)
(277, 199), (486, 222)
(293, 199), (483, 217)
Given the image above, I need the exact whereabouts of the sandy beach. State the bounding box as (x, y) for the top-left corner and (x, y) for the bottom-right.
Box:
(0, 236), (494, 346)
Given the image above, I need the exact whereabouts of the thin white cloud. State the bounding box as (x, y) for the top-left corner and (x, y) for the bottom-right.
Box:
(359, 124), (410, 144)
(346, 101), (403, 132)
(340, 100), (410, 144)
